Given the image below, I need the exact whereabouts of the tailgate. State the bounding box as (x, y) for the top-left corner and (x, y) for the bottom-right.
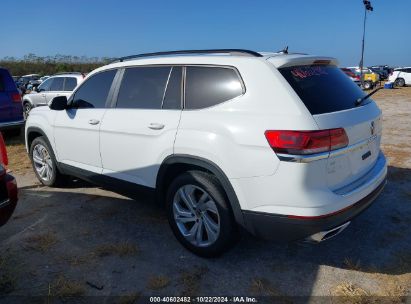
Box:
(313, 103), (382, 190)
(278, 62), (383, 190)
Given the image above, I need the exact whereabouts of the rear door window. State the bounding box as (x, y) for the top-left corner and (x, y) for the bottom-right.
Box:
(116, 66), (171, 109)
(279, 65), (367, 115)
(185, 66), (243, 109)
(64, 77), (77, 91)
(49, 77), (64, 91)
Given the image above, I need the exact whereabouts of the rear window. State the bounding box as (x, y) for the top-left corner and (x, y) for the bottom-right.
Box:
(64, 77), (77, 91)
(280, 65), (367, 115)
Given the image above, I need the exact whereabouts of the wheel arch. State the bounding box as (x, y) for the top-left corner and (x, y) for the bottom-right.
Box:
(26, 127), (62, 171)
(22, 97), (33, 106)
(156, 154), (245, 227)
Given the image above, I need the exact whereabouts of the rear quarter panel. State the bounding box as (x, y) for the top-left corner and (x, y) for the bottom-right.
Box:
(174, 59), (319, 179)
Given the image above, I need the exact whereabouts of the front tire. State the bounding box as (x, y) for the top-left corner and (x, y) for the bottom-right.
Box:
(363, 81), (372, 90)
(30, 136), (65, 187)
(166, 171), (237, 257)
(395, 78), (405, 87)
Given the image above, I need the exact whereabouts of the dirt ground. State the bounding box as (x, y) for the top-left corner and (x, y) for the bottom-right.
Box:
(1, 87), (410, 303)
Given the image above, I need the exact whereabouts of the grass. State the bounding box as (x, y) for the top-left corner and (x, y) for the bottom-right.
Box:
(4, 133), (32, 175)
(94, 242), (139, 257)
(25, 231), (58, 252)
(49, 275), (85, 300)
(330, 282), (369, 303)
(180, 266), (208, 296)
(147, 275), (170, 290)
(249, 278), (282, 297)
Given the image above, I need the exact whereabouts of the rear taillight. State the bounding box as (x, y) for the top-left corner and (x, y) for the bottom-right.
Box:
(0, 133), (8, 166)
(264, 128), (348, 155)
(10, 92), (21, 103)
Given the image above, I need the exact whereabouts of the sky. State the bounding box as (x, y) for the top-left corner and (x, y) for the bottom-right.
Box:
(1, 0), (410, 67)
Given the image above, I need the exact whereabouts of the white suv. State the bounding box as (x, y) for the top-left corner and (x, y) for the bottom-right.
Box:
(389, 67), (411, 87)
(22, 73), (84, 119)
(25, 49), (387, 257)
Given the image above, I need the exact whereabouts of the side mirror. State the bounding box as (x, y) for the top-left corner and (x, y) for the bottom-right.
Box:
(37, 87), (44, 92)
(49, 96), (68, 111)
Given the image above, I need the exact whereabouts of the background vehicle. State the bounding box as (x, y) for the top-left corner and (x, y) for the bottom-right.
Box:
(369, 65), (390, 80)
(0, 68), (24, 133)
(22, 73), (84, 118)
(15, 74), (40, 94)
(346, 67), (380, 89)
(25, 49), (387, 256)
(0, 133), (18, 227)
(341, 68), (361, 86)
(26, 75), (50, 91)
(389, 67), (411, 87)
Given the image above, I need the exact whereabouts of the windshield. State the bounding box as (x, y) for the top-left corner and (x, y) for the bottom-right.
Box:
(279, 65), (368, 115)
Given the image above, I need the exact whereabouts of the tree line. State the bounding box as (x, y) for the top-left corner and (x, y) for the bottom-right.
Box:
(0, 54), (115, 76)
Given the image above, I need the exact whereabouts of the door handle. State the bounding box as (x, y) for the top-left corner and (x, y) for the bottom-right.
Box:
(41, 94), (46, 97)
(88, 119), (100, 125)
(148, 123), (165, 130)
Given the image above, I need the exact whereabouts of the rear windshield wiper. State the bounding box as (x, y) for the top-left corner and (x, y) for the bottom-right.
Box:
(355, 87), (383, 107)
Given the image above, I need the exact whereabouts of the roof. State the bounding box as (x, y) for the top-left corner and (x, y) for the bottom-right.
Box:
(89, 49), (338, 76)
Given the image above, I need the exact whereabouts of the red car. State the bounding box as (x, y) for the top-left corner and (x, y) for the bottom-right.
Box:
(341, 68), (361, 86)
(0, 133), (18, 227)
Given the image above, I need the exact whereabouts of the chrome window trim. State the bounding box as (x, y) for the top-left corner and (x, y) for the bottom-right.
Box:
(160, 67), (173, 109)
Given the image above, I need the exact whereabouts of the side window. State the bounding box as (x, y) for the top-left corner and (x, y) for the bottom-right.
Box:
(185, 66), (243, 110)
(406, 68), (411, 74)
(38, 77), (53, 92)
(72, 70), (116, 109)
(116, 66), (171, 109)
(162, 66), (182, 109)
(49, 77), (64, 91)
(64, 77), (77, 91)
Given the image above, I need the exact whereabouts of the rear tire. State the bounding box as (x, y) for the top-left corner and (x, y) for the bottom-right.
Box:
(29, 136), (65, 187)
(166, 170), (237, 257)
(23, 102), (32, 120)
(395, 78), (405, 87)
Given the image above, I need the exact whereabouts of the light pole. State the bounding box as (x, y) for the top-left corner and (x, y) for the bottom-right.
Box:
(359, 0), (374, 88)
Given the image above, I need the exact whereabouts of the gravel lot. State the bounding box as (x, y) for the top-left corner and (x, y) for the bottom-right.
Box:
(1, 87), (410, 302)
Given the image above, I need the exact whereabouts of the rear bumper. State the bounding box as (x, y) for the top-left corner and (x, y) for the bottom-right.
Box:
(0, 119), (24, 130)
(242, 177), (386, 241)
(0, 173), (18, 227)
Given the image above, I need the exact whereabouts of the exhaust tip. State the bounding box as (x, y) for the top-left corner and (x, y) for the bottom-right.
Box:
(305, 221), (350, 243)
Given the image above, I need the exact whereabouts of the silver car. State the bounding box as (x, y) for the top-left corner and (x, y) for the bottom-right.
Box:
(22, 73), (84, 119)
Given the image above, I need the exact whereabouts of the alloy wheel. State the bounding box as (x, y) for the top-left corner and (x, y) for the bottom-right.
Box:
(173, 184), (220, 247)
(32, 144), (54, 182)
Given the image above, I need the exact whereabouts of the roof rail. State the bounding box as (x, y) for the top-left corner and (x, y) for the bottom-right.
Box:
(53, 72), (84, 75)
(111, 49), (263, 63)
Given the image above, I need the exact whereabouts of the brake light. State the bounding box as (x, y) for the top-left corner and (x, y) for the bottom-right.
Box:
(264, 128), (348, 155)
(10, 92), (21, 103)
(0, 133), (8, 166)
